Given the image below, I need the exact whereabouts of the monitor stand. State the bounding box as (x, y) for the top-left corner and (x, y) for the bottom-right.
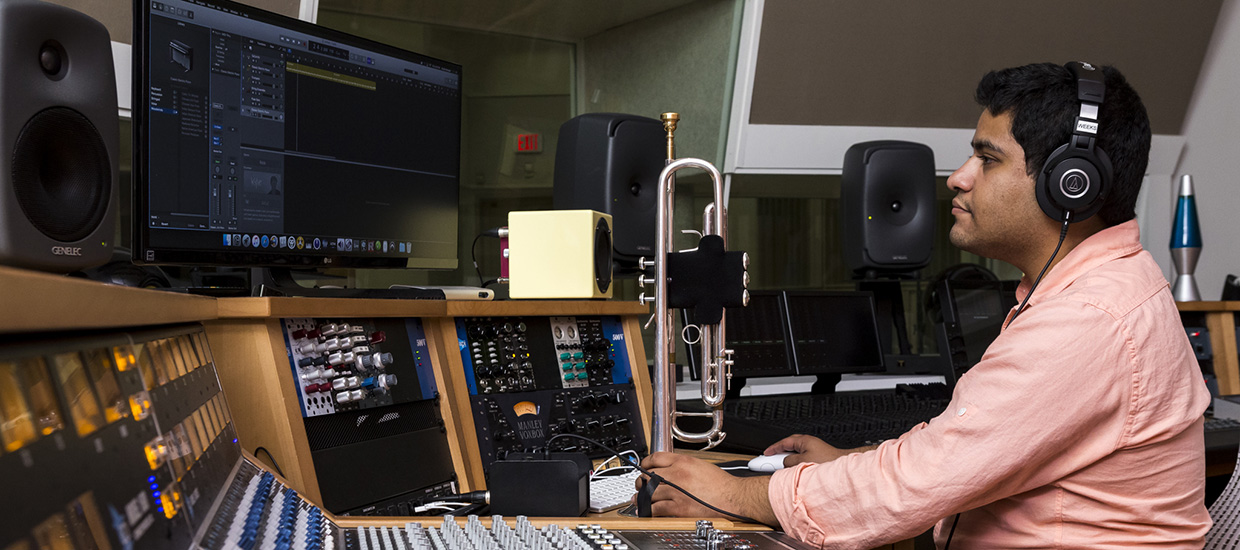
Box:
(250, 268), (445, 300)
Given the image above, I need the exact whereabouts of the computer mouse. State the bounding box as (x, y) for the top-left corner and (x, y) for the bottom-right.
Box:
(747, 453), (790, 472)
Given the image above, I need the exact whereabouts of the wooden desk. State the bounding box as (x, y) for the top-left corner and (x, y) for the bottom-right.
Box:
(207, 297), (652, 508)
(1178, 301), (1240, 394)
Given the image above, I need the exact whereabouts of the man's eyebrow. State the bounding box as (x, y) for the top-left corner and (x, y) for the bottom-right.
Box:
(971, 139), (1005, 156)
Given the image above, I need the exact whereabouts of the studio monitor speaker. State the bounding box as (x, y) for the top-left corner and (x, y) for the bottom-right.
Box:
(840, 141), (935, 276)
(0, 0), (117, 272)
(553, 113), (663, 264)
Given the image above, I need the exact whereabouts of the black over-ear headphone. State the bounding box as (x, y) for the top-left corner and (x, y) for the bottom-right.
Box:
(1035, 61), (1114, 223)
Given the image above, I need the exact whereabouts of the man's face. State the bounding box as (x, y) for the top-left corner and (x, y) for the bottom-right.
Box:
(945, 110), (1043, 262)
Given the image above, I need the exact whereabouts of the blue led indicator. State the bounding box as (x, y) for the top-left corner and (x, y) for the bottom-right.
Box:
(154, 491), (161, 497)
(233, 438), (239, 443)
(150, 483), (158, 490)
(148, 475), (156, 482)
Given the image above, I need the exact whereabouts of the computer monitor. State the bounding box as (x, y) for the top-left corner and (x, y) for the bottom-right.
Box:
(134, 0), (462, 270)
(936, 279), (1019, 374)
(683, 291), (796, 379)
(784, 291), (885, 375)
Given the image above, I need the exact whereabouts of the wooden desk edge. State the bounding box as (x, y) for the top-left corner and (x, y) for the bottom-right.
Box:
(217, 297), (649, 319)
(1, 265), (216, 332)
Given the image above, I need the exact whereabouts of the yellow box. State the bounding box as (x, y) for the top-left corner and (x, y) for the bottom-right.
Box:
(508, 210), (613, 299)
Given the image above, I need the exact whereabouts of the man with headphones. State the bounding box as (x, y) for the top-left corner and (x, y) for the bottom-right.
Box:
(640, 62), (1212, 548)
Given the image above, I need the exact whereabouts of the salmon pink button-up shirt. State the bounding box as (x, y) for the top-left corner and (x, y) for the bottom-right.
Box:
(768, 220), (1212, 549)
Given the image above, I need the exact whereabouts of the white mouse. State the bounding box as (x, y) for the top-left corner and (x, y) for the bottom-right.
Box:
(747, 453), (790, 472)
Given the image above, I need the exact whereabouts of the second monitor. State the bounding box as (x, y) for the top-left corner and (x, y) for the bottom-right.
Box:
(685, 290), (885, 382)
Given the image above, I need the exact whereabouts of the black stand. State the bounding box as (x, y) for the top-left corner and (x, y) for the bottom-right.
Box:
(809, 373), (841, 395)
(856, 278), (913, 355)
(250, 268), (445, 300)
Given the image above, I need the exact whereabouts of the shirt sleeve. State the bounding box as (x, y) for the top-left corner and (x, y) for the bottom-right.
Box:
(767, 299), (1135, 549)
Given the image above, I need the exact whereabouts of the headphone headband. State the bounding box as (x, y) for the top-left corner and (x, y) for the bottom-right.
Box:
(1034, 61), (1113, 223)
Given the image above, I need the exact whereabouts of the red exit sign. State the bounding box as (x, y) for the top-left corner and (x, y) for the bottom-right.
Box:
(516, 133), (541, 153)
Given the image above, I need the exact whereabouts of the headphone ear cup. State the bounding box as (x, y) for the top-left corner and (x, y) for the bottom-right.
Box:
(1037, 144), (1110, 222)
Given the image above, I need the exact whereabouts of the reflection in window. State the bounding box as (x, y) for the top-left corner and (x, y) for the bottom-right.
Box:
(18, 358), (64, 436)
(0, 361), (38, 452)
(195, 333), (213, 365)
(4, 539), (34, 550)
(31, 512), (74, 550)
(50, 353), (105, 437)
(83, 349), (127, 424)
(173, 337), (195, 374)
(133, 342), (158, 390)
(111, 345), (136, 372)
(64, 493), (107, 550)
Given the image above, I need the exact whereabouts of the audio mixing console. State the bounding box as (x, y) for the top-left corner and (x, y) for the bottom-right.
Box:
(202, 457), (812, 550)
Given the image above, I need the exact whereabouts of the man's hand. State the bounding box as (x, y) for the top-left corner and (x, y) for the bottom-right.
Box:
(764, 434), (875, 466)
(638, 452), (779, 527)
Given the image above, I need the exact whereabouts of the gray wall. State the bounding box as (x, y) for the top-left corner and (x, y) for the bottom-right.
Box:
(49, 0), (300, 43)
(580, 0), (740, 165)
(1171, 0), (1240, 298)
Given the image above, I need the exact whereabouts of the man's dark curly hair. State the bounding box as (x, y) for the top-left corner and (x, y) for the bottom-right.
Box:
(975, 63), (1151, 227)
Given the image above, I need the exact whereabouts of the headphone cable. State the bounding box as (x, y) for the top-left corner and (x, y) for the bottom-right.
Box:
(947, 210), (1072, 548)
(1009, 210), (1072, 324)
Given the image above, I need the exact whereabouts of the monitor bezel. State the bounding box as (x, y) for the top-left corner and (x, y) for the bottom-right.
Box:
(132, 0), (462, 269)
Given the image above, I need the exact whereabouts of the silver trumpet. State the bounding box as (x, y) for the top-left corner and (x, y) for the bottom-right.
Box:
(640, 113), (749, 453)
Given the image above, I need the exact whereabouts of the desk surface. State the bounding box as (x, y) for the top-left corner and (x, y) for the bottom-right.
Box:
(0, 265), (217, 333)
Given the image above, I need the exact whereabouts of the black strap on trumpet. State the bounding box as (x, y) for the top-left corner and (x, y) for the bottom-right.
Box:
(666, 235), (748, 325)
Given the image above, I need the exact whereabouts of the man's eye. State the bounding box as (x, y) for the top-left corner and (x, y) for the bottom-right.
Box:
(977, 155), (995, 165)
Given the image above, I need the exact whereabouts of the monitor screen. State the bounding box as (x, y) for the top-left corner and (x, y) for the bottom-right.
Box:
(134, 0), (462, 269)
(939, 279), (1018, 367)
(783, 291), (885, 375)
(683, 291), (795, 378)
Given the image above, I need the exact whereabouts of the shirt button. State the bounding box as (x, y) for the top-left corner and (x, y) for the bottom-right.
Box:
(956, 407), (967, 416)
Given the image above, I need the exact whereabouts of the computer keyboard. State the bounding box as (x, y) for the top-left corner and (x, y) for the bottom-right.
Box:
(589, 470), (641, 513)
(1205, 415), (1240, 452)
(687, 383), (953, 453)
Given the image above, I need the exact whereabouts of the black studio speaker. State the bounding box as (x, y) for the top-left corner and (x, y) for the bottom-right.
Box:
(840, 141), (935, 276)
(553, 113), (663, 264)
(0, 0), (117, 272)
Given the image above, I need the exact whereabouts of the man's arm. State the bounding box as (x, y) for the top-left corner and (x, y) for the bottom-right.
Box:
(640, 451), (780, 526)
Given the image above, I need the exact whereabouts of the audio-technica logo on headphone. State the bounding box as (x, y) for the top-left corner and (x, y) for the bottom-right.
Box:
(1061, 169), (1089, 198)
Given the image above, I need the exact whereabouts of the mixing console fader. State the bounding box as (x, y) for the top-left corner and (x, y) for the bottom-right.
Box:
(339, 517), (815, 550)
(456, 316), (646, 472)
(196, 464), (814, 550)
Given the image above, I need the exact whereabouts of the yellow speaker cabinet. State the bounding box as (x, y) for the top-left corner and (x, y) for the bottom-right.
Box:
(507, 210), (613, 299)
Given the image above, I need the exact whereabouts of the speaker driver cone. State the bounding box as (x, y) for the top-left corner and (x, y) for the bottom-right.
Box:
(12, 107), (111, 242)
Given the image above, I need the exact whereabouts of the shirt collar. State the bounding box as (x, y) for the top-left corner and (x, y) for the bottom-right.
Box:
(1012, 219), (1144, 313)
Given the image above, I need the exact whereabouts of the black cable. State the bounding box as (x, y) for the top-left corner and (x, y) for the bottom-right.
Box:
(254, 446), (284, 477)
(471, 227), (507, 287)
(943, 513), (961, 549)
(444, 501), (488, 517)
(545, 433), (763, 525)
(1009, 211), (1072, 324)
(471, 233), (486, 286)
(943, 212), (1073, 547)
